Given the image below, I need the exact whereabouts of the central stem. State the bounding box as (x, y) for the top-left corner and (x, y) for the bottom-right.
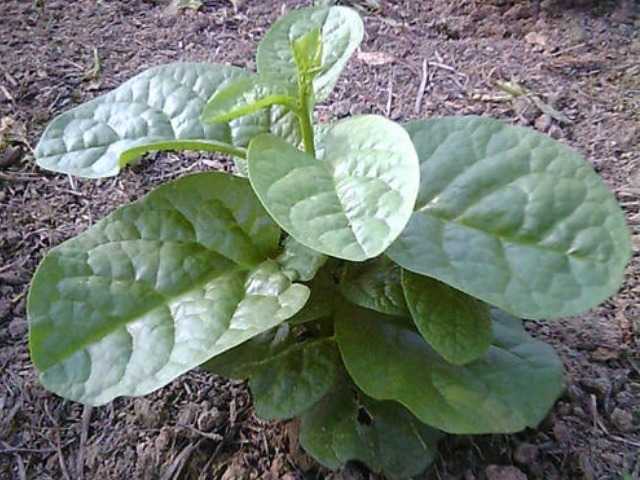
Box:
(298, 78), (316, 157)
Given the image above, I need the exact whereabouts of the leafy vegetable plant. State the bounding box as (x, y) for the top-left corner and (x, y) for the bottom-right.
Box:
(28, 5), (630, 478)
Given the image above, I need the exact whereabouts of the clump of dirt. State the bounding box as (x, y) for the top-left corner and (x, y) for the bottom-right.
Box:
(1, 0), (638, 479)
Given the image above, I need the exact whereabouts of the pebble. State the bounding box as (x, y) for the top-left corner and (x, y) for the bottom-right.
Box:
(154, 427), (172, 451)
(197, 407), (221, 432)
(610, 407), (635, 432)
(485, 465), (527, 480)
(552, 421), (573, 445)
(8, 316), (27, 338)
(514, 442), (539, 465)
(513, 97), (537, 125)
(534, 114), (552, 132)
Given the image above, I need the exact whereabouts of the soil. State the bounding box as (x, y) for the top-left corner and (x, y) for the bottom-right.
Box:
(1, 0), (639, 479)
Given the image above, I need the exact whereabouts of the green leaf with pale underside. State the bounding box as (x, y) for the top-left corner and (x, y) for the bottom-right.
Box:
(402, 270), (492, 364)
(27, 173), (309, 406)
(336, 304), (564, 434)
(248, 115), (420, 261)
(387, 116), (631, 320)
(257, 6), (363, 102)
(201, 76), (298, 124)
(34, 63), (301, 178)
(300, 379), (442, 478)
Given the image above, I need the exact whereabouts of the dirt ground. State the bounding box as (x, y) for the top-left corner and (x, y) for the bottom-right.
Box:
(1, 0), (639, 479)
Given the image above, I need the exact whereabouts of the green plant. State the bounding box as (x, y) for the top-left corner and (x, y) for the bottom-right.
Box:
(28, 6), (630, 478)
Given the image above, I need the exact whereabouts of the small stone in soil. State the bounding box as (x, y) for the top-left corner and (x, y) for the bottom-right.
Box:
(485, 465), (527, 480)
(610, 407), (635, 432)
(197, 407), (221, 432)
(514, 442), (539, 465)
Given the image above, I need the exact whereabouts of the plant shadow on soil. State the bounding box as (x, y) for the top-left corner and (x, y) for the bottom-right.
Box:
(0, 0), (639, 478)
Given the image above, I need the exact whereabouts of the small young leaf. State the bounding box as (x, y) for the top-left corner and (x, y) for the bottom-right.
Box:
(277, 236), (328, 282)
(28, 173), (309, 406)
(201, 77), (298, 124)
(335, 303), (564, 434)
(248, 115), (420, 261)
(338, 256), (408, 316)
(402, 270), (492, 364)
(257, 6), (364, 102)
(203, 324), (340, 420)
(300, 379), (442, 478)
(291, 27), (324, 77)
(387, 116), (631, 320)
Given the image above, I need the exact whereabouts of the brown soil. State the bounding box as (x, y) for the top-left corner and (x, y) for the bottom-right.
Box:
(1, 0), (639, 479)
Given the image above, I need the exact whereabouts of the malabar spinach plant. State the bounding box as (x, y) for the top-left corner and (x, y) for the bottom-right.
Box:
(28, 5), (630, 478)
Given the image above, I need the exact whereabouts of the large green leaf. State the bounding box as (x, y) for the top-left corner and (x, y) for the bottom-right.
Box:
(248, 115), (420, 261)
(335, 304), (564, 434)
(402, 270), (492, 364)
(300, 379), (442, 478)
(34, 64), (300, 178)
(387, 116), (631, 319)
(202, 324), (339, 420)
(28, 173), (309, 405)
(338, 256), (408, 316)
(256, 6), (364, 102)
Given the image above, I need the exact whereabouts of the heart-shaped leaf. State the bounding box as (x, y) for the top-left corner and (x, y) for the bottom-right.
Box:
(201, 76), (298, 124)
(300, 379), (442, 478)
(248, 115), (420, 261)
(338, 256), (408, 316)
(387, 116), (631, 320)
(202, 324), (339, 420)
(402, 270), (492, 364)
(28, 173), (309, 406)
(336, 304), (564, 434)
(35, 64), (301, 178)
(256, 6), (364, 102)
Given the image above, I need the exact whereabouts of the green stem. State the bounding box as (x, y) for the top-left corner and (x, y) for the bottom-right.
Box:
(119, 139), (248, 166)
(298, 79), (316, 157)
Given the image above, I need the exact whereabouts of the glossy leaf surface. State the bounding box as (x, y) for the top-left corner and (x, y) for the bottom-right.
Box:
(300, 380), (442, 478)
(402, 270), (491, 364)
(387, 116), (631, 319)
(336, 304), (564, 434)
(248, 115), (420, 261)
(35, 64), (301, 178)
(339, 257), (408, 316)
(277, 236), (328, 282)
(28, 173), (309, 405)
(256, 6), (364, 102)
